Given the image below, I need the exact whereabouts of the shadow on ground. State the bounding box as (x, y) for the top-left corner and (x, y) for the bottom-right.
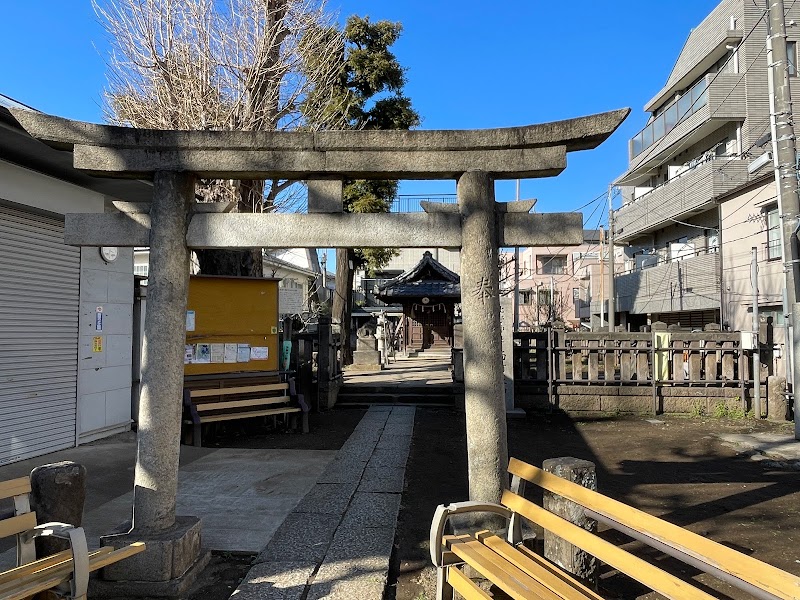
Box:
(390, 409), (800, 600)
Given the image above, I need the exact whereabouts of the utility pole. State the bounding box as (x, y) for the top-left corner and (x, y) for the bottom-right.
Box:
(599, 225), (605, 329)
(767, 0), (800, 436)
(514, 179), (521, 332)
(752, 247), (762, 418)
(607, 186), (616, 332)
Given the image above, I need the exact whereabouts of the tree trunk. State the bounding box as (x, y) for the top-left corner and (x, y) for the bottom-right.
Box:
(333, 248), (354, 365)
(195, 248), (263, 277)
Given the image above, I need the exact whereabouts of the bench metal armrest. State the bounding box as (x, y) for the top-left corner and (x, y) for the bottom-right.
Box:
(21, 523), (89, 600)
(429, 501), (515, 567)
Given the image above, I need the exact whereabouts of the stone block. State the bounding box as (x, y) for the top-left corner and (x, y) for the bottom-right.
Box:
(307, 561), (387, 600)
(99, 516), (202, 582)
(353, 349), (381, 366)
(768, 376), (789, 421)
(324, 524), (395, 564)
(375, 433), (412, 454)
(316, 458), (367, 484)
(542, 458), (597, 584)
(599, 395), (649, 413)
(366, 448), (409, 470)
(90, 550), (210, 598)
(557, 394), (601, 412)
(30, 461), (87, 558)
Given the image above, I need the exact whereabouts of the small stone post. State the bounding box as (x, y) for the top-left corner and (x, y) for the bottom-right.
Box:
(543, 457), (597, 584)
(458, 171), (508, 505)
(30, 461), (87, 558)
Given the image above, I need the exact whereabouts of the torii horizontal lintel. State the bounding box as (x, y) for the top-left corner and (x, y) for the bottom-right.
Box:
(64, 211), (583, 249)
(10, 108), (629, 180)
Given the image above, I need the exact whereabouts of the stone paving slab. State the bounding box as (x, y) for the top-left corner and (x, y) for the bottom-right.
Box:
(255, 513), (341, 564)
(292, 482), (359, 516)
(340, 493), (402, 529)
(234, 405), (415, 600)
(0, 445), (334, 568)
(234, 561), (315, 600)
(357, 466), (406, 493)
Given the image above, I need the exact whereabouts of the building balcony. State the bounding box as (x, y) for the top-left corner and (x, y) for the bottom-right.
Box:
(614, 158), (747, 243)
(615, 252), (720, 315)
(621, 73), (746, 177)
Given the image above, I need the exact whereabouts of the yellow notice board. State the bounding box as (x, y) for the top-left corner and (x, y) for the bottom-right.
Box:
(184, 275), (280, 375)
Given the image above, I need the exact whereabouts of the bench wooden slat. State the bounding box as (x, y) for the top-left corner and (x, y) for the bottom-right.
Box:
(447, 566), (492, 599)
(476, 532), (603, 600)
(0, 548), (113, 592)
(196, 396), (291, 411)
(190, 383), (287, 398)
(0, 512), (37, 539)
(0, 478), (30, 501)
(508, 458), (800, 600)
(198, 406), (301, 423)
(2, 543), (145, 600)
(502, 491), (719, 600)
(449, 538), (559, 600)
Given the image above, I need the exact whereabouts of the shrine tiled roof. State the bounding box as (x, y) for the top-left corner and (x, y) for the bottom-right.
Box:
(376, 251), (461, 300)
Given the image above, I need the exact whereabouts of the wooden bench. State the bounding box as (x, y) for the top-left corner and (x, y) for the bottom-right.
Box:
(0, 476), (144, 600)
(183, 377), (309, 446)
(430, 457), (800, 600)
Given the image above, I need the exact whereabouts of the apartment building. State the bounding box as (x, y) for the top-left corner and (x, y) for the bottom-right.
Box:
(506, 230), (623, 330)
(612, 0), (798, 358)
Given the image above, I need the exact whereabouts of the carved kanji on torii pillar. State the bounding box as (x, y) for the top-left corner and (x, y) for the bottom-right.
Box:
(10, 106), (628, 583)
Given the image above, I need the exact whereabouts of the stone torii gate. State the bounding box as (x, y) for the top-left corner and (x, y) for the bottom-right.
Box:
(12, 107), (627, 590)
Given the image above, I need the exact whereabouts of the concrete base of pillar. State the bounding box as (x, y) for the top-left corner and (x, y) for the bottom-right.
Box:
(96, 516), (204, 592)
(347, 362), (383, 372)
(352, 349), (381, 367)
(90, 549), (210, 598)
(506, 407), (527, 419)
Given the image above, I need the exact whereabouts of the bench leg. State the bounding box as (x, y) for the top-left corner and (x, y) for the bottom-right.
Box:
(436, 566), (453, 600)
(193, 422), (202, 447)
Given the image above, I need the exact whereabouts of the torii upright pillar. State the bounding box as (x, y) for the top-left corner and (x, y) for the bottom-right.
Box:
(458, 171), (508, 502)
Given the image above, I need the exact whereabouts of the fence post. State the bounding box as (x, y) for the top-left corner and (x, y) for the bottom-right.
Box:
(317, 316), (331, 411)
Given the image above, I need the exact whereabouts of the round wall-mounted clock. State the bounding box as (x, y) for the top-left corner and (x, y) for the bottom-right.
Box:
(100, 246), (119, 263)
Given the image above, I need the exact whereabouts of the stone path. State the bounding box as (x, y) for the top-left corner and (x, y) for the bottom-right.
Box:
(232, 405), (415, 600)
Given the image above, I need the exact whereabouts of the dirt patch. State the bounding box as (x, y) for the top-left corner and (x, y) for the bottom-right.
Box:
(391, 409), (800, 600)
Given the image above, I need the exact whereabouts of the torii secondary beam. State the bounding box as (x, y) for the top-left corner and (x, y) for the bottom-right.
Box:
(63, 210), (584, 248)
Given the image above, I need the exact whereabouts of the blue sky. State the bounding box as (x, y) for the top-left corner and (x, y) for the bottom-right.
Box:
(1, 1), (724, 226)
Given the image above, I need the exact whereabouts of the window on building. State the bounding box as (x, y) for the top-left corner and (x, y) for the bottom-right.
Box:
(789, 41), (797, 76)
(520, 290), (533, 305)
(767, 207), (781, 260)
(538, 255), (567, 275)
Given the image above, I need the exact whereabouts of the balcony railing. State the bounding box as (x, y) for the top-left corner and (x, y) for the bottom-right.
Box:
(631, 77), (709, 159)
(390, 194), (457, 213)
(615, 252), (720, 314)
(614, 158), (747, 242)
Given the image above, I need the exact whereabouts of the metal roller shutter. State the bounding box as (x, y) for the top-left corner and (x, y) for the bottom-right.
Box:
(0, 203), (80, 465)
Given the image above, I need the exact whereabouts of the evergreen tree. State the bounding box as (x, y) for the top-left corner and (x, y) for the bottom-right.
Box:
(305, 15), (419, 362)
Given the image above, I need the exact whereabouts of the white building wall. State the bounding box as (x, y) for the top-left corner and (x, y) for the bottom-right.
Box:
(77, 246), (134, 442)
(0, 159), (134, 451)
